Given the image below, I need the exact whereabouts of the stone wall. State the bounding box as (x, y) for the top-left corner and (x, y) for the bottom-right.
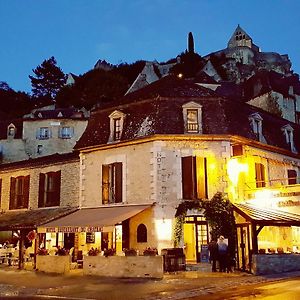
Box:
(36, 255), (71, 274)
(83, 255), (163, 278)
(252, 254), (300, 275)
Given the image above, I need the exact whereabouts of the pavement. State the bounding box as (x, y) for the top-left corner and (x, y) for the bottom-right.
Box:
(0, 263), (299, 299)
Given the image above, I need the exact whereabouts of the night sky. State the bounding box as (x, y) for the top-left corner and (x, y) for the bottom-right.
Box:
(1, 0), (300, 93)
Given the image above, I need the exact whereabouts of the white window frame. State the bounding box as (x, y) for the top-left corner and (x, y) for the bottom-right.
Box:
(281, 124), (297, 153)
(249, 113), (266, 143)
(59, 126), (73, 139)
(37, 127), (51, 140)
(182, 101), (202, 134)
(108, 110), (126, 143)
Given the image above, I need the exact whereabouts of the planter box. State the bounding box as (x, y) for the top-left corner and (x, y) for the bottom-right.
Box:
(36, 255), (71, 274)
(252, 253), (300, 275)
(83, 255), (163, 278)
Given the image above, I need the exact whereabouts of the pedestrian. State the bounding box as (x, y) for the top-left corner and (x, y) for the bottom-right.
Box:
(208, 238), (218, 272)
(217, 235), (228, 272)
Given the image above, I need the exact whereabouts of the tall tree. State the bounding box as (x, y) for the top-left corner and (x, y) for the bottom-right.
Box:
(188, 32), (195, 53)
(29, 56), (66, 101)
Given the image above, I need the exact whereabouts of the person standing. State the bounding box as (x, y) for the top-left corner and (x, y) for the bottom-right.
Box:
(208, 238), (218, 272)
(217, 235), (228, 272)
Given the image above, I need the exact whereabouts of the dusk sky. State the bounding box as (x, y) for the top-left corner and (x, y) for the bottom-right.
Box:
(1, 0), (300, 93)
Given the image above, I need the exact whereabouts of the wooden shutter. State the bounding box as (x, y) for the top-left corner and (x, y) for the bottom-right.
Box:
(182, 156), (197, 199)
(115, 162), (123, 203)
(255, 163), (265, 188)
(38, 173), (45, 207)
(102, 165), (109, 204)
(9, 177), (16, 209)
(23, 175), (30, 208)
(196, 157), (208, 199)
(53, 171), (61, 206)
(288, 169), (297, 185)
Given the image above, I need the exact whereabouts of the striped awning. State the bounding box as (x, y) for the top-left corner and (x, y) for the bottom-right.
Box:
(233, 203), (300, 226)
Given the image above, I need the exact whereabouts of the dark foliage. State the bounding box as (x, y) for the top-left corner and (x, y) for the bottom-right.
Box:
(29, 56), (66, 101)
(188, 32), (195, 53)
(209, 53), (228, 80)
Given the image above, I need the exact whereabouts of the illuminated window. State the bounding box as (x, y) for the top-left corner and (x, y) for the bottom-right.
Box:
(287, 169), (297, 185)
(255, 163), (265, 188)
(182, 156), (207, 199)
(9, 176), (30, 209)
(38, 171), (61, 207)
(102, 162), (122, 204)
(108, 110), (126, 142)
(137, 224), (147, 243)
(182, 102), (202, 134)
(281, 124), (297, 153)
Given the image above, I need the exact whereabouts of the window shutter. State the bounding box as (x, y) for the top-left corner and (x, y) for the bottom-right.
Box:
(23, 175), (30, 208)
(182, 156), (197, 199)
(115, 162), (123, 203)
(38, 173), (45, 207)
(255, 163), (265, 188)
(36, 129), (40, 139)
(196, 157), (208, 199)
(58, 128), (62, 138)
(288, 169), (297, 185)
(54, 171), (61, 206)
(9, 177), (16, 209)
(102, 165), (109, 204)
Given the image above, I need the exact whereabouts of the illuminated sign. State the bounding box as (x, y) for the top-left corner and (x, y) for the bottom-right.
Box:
(45, 226), (103, 233)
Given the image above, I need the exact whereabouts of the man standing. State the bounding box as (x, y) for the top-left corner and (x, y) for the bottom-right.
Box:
(208, 238), (218, 272)
(217, 235), (228, 272)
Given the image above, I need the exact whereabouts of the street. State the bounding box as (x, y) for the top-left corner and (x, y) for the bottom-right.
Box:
(192, 277), (300, 300)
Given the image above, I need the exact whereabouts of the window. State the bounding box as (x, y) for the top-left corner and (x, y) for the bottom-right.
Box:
(182, 102), (202, 134)
(9, 176), (30, 209)
(37, 145), (43, 154)
(59, 127), (74, 139)
(182, 156), (207, 199)
(232, 145), (243, 156)
(137, 224), (147, 243)
(288, 169), (297, 185)
(38, 171), (61, 207)
(7, 124), (16, 138)
(113, 118), (121, 140)
(255, 163), (265, 188)
(281, 124), (297, 153)
(249, 113), (265, 143)
(37, 127), (51, 140)
(102, 162), (122, 204)
(108, 110), (126, 142)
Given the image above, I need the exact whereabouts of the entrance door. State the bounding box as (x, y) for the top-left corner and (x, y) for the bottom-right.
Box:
(63, 233), (75, 250)
(184, 216), (208, 263)
(236, 224), (251, 272)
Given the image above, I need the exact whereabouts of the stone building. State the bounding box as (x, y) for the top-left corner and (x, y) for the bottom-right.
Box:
(36, 75), (300, 273)
(0, 105), (89, 163)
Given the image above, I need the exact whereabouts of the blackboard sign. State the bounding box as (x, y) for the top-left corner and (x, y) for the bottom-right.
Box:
(200, 244), (209, 262)
(86, 232), (95, 243)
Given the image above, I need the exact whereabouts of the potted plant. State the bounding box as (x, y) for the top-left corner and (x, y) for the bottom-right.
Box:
(37, 247), (49, 255)
(103, 248), (116, 257)
(143, 247), (158, 256)
(56, 247), (69, 256)
(124, 248), (137, 256)
(88, 247), (100, 256)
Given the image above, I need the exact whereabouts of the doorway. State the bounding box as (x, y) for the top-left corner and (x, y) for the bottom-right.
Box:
(236, 224), (251, 272)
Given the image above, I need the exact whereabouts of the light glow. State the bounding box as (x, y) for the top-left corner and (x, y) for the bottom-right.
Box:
(227, 158), (248, 185)
(155, 219), (172, 241)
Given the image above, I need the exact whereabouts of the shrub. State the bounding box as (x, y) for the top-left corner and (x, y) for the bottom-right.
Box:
(103, 248), (116, 257)
(143, 247), (158, 256)
(37, 248), (49, 255)
(88, 247), (100, 256)
(124, 248), (137, 256)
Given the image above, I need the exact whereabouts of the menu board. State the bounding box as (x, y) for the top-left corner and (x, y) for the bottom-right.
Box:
(86, 232), (95, 243)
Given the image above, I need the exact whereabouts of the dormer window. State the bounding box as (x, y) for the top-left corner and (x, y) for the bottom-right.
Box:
(108, 110), (126, 143)
(182, 102), (202, 134)
(7, 124), (16, 139)
(281, 124), (297, 153)
(249, 113), (265, 143)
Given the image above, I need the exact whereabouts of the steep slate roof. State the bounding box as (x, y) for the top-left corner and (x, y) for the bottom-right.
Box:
(0, 152), (79, 171)
(75, 75), (300, 155)
(0, 119), (23, 139)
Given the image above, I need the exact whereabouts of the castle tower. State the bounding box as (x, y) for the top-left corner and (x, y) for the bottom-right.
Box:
(227, 25), (256, 50)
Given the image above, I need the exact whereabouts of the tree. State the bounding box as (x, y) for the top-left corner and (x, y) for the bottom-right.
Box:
(188, 32), (195, 53)
(29, 56), (66, 100)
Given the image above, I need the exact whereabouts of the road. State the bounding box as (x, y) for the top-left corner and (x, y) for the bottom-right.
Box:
(192, 277), (300, 300)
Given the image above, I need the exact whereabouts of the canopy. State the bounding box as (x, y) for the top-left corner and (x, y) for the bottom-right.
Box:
(38, 204), (152, 233)
(0, 207), (78, 231)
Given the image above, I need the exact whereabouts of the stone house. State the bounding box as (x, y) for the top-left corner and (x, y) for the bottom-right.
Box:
(0, 105), (89, 163)
(37, 75), (300, 274)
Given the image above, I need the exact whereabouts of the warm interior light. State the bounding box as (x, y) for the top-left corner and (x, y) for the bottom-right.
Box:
(227, 158), (248, 185)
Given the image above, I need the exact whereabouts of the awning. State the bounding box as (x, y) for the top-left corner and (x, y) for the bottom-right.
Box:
(0, 207), (79, 231)
(233, 203), (300, 226)
(38, 204), (153, 233)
